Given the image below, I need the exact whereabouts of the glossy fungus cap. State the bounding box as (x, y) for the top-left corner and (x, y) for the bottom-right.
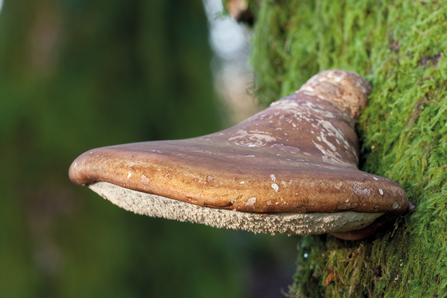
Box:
(69, 70), (409, 240)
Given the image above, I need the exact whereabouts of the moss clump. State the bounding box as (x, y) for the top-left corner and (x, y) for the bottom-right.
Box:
(247, 0), (447, 296)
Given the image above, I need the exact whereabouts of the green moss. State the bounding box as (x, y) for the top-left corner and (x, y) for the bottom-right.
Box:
(247, 0), (447, 296)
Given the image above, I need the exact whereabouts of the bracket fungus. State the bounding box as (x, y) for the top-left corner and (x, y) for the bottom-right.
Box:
(69, 70), (409, 240)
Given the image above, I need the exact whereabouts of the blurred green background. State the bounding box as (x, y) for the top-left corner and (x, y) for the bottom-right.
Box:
(0, 0), (296, 297)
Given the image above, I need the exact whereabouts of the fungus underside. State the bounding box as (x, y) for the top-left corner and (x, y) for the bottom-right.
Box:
(231, 0), (447, 296)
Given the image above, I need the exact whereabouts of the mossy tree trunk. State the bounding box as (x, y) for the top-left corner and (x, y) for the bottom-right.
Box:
(239, 0), (447, 296)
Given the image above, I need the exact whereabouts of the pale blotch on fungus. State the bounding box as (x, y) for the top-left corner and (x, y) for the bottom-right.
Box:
(140, 175), (149, 185)
(69, 70), (409, 240)
(245, 197), (257, 207)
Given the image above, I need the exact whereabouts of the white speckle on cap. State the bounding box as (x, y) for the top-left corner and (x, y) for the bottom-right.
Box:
(301, 85), (314, 92)
(270, 174), (276, 182)
(150, 150), (162, 153)
(240, 181), (245, 184)
(353, 183), (371, 200)
(379, 189), (383, 195)
(245, 155), (256, 157)
(333, 75), (342, 82)
(271, 183), (279, 192)
(392, 202), (399, 209)
(373, 177), (379, 180)
(140, 175), (150, 185)
(228, 130), (276, 148)
(266, 200), (272, 205)
(245, 197), (256, 206)
(345, 199), (349, 202)
(127, 173), (132, 179)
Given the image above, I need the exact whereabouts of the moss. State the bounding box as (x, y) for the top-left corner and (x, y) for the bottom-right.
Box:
(246, 0), (447, 296)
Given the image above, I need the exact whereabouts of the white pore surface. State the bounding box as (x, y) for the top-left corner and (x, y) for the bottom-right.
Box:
(89, 182), (383, 236)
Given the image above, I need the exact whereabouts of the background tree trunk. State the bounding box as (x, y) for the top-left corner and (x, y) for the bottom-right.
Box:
(0, 1), (247, 297)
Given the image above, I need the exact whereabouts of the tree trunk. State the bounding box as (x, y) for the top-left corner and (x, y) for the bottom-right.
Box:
(245, 0), (447, 296)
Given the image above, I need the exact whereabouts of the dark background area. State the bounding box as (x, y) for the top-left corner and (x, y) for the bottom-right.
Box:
(0, 0), (296, 297)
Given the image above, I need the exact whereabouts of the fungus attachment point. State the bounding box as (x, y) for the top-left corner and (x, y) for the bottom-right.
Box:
(69, 70), (409, 240)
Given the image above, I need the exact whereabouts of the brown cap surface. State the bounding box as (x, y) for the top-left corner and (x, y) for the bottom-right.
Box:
(69, 70), (408, 238)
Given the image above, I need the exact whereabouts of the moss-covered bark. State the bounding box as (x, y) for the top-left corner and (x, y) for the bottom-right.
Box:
(243, 0), (446, 296)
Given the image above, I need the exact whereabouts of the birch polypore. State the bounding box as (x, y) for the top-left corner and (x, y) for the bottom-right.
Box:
(69, 70), (409, 240)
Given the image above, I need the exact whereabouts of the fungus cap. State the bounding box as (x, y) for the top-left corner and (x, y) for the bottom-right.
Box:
(69, 70), (409, 240)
